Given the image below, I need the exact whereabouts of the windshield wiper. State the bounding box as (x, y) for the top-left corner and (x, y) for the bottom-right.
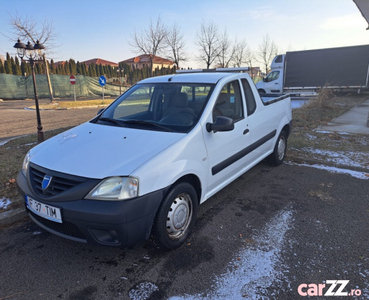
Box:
(98, 117), (124, 126)
(122, 120), (174, 132)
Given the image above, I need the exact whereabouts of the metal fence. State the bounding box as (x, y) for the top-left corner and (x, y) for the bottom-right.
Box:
(0, 74), (125, 100)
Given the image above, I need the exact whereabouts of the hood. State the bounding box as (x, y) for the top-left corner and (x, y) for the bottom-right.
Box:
(30, 122), (184, 178)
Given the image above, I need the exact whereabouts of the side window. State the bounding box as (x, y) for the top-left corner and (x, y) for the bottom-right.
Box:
(266, 71), (280, 82)
(275, 55), (283, 63)
(241, 78), (257, 116)
(213, 80), (244, 122)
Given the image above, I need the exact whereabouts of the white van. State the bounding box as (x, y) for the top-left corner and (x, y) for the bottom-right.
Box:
(256, 55), (285, 94)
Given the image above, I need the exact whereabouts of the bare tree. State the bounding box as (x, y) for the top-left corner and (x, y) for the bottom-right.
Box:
(257, 34), (278, 75)
(232, 38), (252, 68)
(165, 22), (186, 69)
(130, 16), (168, 75)
(9, 14), (57, 101)
(196, 21), (220, 69)
(216, 29), (234, 68)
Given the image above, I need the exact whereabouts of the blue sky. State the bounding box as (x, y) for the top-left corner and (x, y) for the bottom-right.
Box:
(0, 0), (368, 68)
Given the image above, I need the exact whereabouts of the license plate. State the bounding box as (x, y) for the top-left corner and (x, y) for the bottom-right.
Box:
(26, 196), (62, 223)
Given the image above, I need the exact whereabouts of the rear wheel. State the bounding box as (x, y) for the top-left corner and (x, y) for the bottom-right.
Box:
(152, 182), (198, 250)
(268, 130), (287, 166)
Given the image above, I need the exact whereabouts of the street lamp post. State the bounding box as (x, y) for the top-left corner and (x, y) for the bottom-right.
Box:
(14, 39), (45, 143)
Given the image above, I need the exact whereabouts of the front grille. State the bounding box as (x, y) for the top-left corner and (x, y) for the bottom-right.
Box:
(29, 211), (86, 240)
(30, 166), (86, 197)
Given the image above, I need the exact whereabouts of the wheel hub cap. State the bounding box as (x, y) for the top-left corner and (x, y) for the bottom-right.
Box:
(277, 137), (286, 161)
(166, 193), (192, 239)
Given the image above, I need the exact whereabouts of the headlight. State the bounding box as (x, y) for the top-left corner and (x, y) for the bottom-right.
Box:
(22, 151), (31, 177)
(85, 177), (139, 201)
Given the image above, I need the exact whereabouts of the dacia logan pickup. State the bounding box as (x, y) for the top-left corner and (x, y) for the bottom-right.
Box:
(17, 69), (292, 250)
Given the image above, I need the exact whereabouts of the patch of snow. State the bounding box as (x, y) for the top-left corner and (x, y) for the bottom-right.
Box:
(291, 100), (308, 109)
(129, 282), (159, 300)
(301, 147), (368, 169)
(0, 197), (12, 209)
(314, 130), (351, 135)
(289, 162), (369, 180)
(170, 208), (294, 300)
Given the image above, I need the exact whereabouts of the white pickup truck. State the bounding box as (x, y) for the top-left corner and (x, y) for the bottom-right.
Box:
(17, 69), (292, 250)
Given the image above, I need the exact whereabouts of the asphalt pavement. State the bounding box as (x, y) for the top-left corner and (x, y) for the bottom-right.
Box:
(1, 98), (369, 299)
(1, 161), (368, 299)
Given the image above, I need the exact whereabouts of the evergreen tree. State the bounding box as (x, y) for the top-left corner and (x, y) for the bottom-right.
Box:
(69, 59), (77, 75)
(64, 61), (70, 75)
(5, 53), (12, 74)
(99, 64), (104, 77)
(76, 61), (81, 75)
(56, 64), (63, 75)
(20, 61), (30, 76)
(49, 59), (55, 74)
(81, 63), (87, 76)
(0, 60), (4, 73)
(89, 63), (97, 77)
(35, 62), (44, 74)
(13, 57), (22, 75)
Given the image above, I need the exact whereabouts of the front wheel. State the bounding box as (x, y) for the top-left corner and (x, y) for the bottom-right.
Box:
(152, 182), (198, 250)
(268, 130), (287, 166)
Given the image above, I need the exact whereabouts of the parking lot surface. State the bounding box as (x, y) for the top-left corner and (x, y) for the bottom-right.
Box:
(1, 161), (368, 299)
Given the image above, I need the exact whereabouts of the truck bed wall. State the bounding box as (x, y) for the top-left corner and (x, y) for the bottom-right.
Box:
(284, 45), (369, 88)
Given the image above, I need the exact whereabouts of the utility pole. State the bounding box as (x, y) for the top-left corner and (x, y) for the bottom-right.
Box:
(43, 55), (54, 102)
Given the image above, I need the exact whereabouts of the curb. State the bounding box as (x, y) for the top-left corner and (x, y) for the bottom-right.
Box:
(0, 207), (27, 226)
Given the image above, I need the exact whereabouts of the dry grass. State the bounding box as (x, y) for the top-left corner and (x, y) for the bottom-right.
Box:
(288, 90), (369, 164)
(0, 127), (71, 212)
(292, 89), (364, 131)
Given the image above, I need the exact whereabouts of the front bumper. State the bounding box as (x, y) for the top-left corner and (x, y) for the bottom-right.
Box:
(17, 171), (165, 247)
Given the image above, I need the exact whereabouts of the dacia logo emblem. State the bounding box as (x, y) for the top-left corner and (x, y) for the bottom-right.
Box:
(42, 175), (52, 190)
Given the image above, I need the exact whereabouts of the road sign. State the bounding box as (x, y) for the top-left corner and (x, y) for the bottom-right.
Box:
(69, 75), (76, 85)
(99, 75), (106, 86)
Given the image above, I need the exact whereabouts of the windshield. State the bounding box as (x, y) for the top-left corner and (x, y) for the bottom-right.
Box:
(95, 82), (215, 133)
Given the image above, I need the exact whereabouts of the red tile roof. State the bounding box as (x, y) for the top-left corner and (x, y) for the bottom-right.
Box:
(81, 58), (118, 67)
(120, 54), (174, 65)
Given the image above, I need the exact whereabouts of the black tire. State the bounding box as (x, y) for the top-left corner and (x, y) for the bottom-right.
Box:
(152, 182), (198, 250)
(268, 130), (287, 166)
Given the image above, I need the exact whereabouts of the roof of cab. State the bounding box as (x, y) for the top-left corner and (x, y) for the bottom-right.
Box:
(138, 72), (237, 84)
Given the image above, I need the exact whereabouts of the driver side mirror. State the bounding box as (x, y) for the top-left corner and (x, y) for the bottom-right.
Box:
(206, 116), (234, 133)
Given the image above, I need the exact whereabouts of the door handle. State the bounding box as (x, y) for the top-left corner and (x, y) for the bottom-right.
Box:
(243, 129), (249, 135)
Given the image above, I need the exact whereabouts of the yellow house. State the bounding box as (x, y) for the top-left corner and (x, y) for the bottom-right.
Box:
(120, 54), (175, 71)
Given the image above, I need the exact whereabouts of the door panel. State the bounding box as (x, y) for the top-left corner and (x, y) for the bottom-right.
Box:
(203, 80), (251, 193)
